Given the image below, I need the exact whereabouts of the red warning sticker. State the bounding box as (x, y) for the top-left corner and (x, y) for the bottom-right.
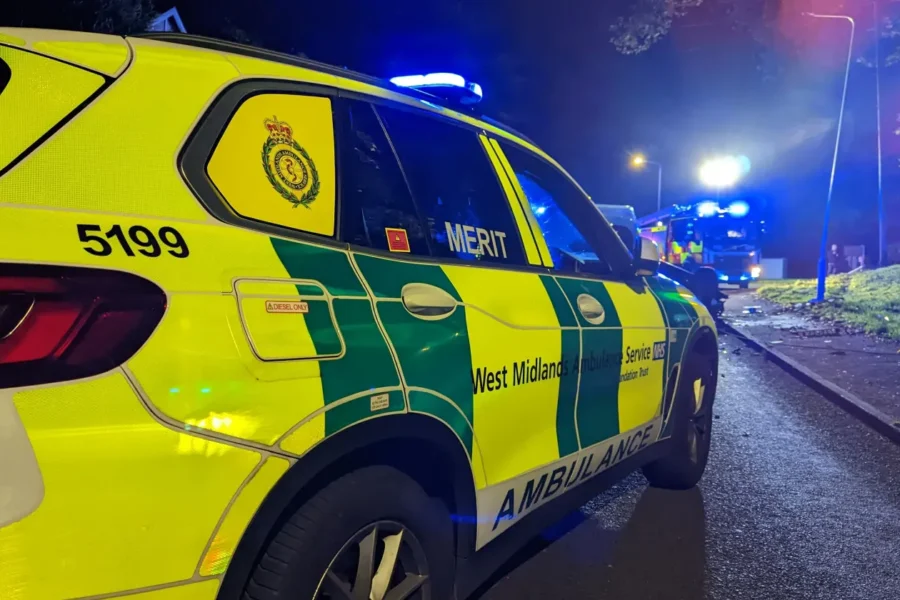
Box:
(385, 228), (411, 253)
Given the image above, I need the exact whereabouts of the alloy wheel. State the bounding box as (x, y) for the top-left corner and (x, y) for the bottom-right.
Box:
(316, 520), (430, 600)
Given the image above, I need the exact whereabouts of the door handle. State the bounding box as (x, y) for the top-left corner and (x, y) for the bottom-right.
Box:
(576, 293), (606, 325)
(401, 283), (457, 319)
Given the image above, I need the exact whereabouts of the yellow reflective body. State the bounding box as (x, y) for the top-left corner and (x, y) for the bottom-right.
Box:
(0, 30), (714, 599)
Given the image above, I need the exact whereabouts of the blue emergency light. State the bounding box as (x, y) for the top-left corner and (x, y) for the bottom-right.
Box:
(697, 201), (718, 217)
(728, 200), (749, 217)
(389, 72), (484, 105)
(697, 200), (750, 218)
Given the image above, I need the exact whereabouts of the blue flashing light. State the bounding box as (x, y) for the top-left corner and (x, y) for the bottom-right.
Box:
(390, 73), (466, 88)
(728, 200), (750, 217)
(739, 275), (749, 281)
(390, 72), (483, 104)
(718, 274), (729, 282)
(533, 205), (547, 216)
(697, 201), (719, 218)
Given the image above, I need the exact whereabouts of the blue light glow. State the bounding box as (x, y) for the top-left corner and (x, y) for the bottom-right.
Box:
(200, 387), (211, 394)
(739, 275), (749, 281)
(728, 201), (750, 217)
(697, 201), (719, 217)
(534, 205), (547, 216)
(718, 274), (729, 282)
(169, 387), (180, 394)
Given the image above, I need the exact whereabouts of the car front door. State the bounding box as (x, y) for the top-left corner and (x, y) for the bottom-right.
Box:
(491, 139), (670, 459)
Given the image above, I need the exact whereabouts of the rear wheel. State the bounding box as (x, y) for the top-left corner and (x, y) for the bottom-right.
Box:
(242, 465), (455, 600)
(643, 352), (716, 489)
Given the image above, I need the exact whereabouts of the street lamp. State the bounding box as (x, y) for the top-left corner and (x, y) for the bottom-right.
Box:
(804, 11), (855, 302)
(630, 153), (663, 211)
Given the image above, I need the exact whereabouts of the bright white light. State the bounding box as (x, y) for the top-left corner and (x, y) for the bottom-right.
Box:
(697, 201), (719, 217)
(534, 205), (547, 216)
(699, 156), (742, 188)
(469, 82), (483, 99)
(390, 73), (467, 88)
(751, 266), (762, 278)
(728, 200), (750, 217)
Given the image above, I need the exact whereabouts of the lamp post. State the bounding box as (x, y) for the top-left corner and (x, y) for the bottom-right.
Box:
(804, 12), (855, 302)
(630, 154), (663, 211)
(874, 0), (885, 267)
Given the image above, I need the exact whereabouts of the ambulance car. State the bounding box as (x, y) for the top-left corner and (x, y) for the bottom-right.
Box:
(0, 29), (718, 600)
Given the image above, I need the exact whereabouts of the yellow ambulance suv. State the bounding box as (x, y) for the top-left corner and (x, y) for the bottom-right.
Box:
(0, 29), (718, 600)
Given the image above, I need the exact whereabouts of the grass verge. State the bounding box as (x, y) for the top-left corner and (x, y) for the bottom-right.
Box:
(757, 266), (900, 339)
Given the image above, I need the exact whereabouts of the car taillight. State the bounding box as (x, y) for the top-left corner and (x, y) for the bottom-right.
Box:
(0, 265), (166, 389)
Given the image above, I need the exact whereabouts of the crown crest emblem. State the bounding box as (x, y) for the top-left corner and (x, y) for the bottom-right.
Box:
(264, 116), (294, 145)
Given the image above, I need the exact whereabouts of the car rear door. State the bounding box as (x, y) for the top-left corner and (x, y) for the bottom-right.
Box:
(335, 97), (587, 502)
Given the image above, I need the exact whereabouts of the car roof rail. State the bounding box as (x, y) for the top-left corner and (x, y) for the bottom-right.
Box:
(135, 32), (535, 146)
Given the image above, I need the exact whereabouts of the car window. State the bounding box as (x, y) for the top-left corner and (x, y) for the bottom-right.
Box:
(499, 142), (611, 276)
(377, 106), (526, 266)
(207, 93), (336, 237)
(338, 100), (430, 255)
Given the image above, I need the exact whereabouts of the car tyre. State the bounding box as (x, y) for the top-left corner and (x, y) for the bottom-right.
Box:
(643, 352), (716, 490)
(242, 465), (455, 600)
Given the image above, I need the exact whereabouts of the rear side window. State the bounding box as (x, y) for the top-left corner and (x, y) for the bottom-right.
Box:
(338, 100), (430, 255)
(378, 107), (526, 266)
(0, 47), (104, 173)
(207, 93), (337, 237)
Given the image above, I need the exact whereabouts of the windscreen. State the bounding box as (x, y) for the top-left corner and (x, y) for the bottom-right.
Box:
(672, 217), (759, 252)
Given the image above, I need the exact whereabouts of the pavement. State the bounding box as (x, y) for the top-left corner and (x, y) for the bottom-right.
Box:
(476, 331), (900, 600)
(722, 289), (900, 425)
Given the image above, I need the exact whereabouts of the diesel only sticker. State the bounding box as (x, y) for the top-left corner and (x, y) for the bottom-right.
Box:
(265, 300), (309, 314)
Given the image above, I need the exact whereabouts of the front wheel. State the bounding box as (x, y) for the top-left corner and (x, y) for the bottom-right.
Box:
(643, 352), (716, 489)
(242, 465), (455, 600)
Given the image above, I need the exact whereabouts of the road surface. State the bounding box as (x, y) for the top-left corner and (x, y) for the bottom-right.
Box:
(477, 331), (900, 600)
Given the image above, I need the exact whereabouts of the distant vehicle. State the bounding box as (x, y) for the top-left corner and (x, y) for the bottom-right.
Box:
(596, 203), (637, 250)
(638, 199), (764, 288)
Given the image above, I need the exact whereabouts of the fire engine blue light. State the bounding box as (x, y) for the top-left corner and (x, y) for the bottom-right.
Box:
(718, 274), (729, 282)
(697, 201), (718, 217)
(728, 201), (750, 217)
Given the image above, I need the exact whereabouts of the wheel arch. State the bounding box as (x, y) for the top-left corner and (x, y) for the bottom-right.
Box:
(217, 413), (478, 600)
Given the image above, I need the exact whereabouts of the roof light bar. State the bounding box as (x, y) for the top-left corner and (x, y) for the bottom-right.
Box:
(390, 72), (484, 104)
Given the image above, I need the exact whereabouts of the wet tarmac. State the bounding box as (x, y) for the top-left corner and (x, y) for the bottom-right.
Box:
(477, 332), (900, 600)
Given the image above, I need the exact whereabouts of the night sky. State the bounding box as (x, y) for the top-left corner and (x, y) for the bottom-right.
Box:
(6, 0), (900, 275)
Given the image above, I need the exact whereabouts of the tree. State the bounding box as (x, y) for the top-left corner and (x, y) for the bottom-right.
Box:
(609, 0), (704, 55)
(0, 0), (156, 35)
